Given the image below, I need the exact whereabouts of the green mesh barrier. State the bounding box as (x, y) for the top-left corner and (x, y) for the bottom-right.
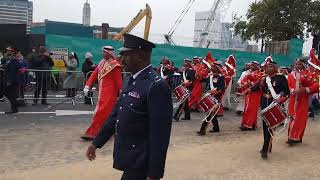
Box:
(46, 34), (302, 76)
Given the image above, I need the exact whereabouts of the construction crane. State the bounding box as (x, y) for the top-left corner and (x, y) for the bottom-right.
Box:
(197, 0), (232, 48)
(113, 4), (152, 41)
(164, 0), (196, 45)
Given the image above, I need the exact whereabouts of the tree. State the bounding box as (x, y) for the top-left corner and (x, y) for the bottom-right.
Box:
(232, 0), (320, 52)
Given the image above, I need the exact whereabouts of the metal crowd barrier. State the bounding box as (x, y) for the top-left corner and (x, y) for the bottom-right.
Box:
(0, 67), (250, 108)
(18, 69), (86, 105)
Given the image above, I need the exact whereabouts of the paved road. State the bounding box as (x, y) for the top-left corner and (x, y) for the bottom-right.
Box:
(1, 100), (319, 179)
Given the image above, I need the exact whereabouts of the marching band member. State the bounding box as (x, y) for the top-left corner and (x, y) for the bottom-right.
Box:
(239, 61), (263, 131)
(157, 57), (175, 87)
(235, 63), (251, 115)
(197, 61), (225, 136)
(251, 61), (290, 159)
(308, 48), (320, 75)
(81, 46), (123, 141)
(278, 66), (290, 110)
(307, 49), (320, 117)
(204, 51), (217, 64)
(287, 58), (319, 145)
(221, 55), (237, 110)
(173, 59), (196, 121)
(189, 57), (206, 111)
(279, 66), (289, 79)
(261, 56), (274, 67)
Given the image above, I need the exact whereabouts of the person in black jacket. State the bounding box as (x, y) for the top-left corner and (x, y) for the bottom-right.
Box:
(1, 47), (15, 102)
(30, 46), (54, 105)
(197, 62), (225, 135)
(251, 61), (290, 159)
(86, 34), (173, 180)
(82, 52), (96, 104)
(4, 51), (20, 114)
(173, 59), (195, 121)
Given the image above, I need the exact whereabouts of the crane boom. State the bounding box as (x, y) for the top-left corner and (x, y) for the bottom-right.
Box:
(198, 0), (222, 48)
(164, 0), (196, 45)
(197, 0), (232, 48)
(113, 4), (152, 41)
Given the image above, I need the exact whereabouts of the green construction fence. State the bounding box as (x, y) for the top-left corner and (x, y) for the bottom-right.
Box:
(46, 34), (303, 76)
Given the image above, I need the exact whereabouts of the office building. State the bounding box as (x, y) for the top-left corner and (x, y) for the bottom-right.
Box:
(0, 0), (33, 33)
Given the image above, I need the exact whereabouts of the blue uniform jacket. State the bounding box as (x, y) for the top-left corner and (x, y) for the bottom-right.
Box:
(93, 66), (173, 179)
(5, 59), (20, 85)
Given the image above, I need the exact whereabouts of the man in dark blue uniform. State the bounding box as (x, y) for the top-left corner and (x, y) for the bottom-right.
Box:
(86, 34), (173, 180)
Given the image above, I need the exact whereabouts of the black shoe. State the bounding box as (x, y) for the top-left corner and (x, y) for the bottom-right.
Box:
(286, 139), (299, 146)
(209, 129), (220, 133)
(309, 112), (314, 118)
(250, 127), (256, 131)
(239, 126), (249, 131)
(260, 151), (268, 159)
(5, 110), (18, 114)
(236, 111), (242, 116)
(181, 118), (191, 121)
(223, 107), (229, 111)
(197, 131), (206, 136)
(173, 117), (179, 122)
(81, 136), (94, 141)
(41, 102), (50, 105)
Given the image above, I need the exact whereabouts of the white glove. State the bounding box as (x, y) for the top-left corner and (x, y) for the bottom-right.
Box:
(83, 86), (90, 96)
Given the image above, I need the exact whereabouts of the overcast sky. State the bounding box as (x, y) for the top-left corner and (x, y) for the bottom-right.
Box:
(31, 0), (254, 44)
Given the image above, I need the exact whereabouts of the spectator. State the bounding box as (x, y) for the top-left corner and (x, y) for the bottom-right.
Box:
(16, 52), (29, 105)
(82, 52), (95, 78)
(30, 46), (54, 105)
(27, 47), (38, 66)
(4, 49), (19, 114)
(63, 52), (79, 97)
(82, 52), (95, 104)
(0, 47), (14, 102)
(0, 52), (4, 102)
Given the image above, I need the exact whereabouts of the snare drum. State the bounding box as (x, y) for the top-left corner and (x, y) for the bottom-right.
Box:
(174, 85), (189, 102)
(261, 102), (287, 129)
(198, 94), (219, 112)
